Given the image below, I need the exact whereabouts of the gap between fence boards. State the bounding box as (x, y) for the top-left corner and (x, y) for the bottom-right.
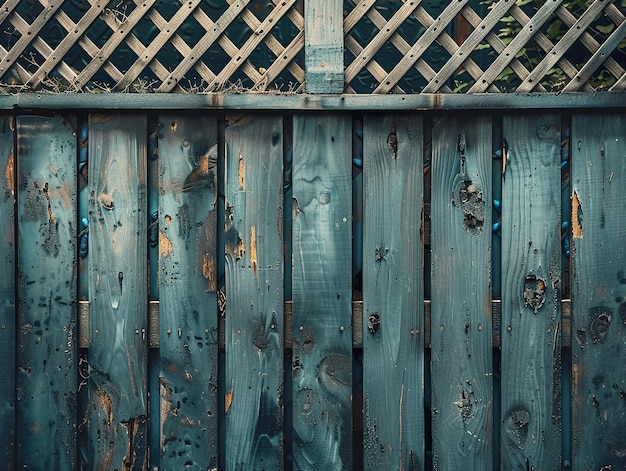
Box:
(78, 299), (572, 349)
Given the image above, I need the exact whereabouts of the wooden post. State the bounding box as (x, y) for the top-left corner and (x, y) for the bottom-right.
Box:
(224, 115), (284, 470)
(292, 115), (352, 469)
(304, 0), (344, 93)
(87, 114), (148, 470)
(430, 115), (493, 470)
(16, 115), (77, 469)
(500, 115), (562, 469)
(158, 115), (219, 469)
(0, 116), (15, 467)
(571, 113), (626, 470)
(362, 115), (425, 470)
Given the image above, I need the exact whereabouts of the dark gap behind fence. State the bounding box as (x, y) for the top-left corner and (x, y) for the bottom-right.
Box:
(423, 115), (433, 471)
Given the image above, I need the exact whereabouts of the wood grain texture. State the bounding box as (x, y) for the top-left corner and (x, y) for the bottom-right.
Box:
(500, 115), (562, 470)
(304, 0), (344, 93)
(16, 115), (77, 470)
(571, 113), (626, 470)
(87, 114), (148, 471)
(292, 115), (352, 470)
(430, 115), (493, 470)
(224, 115), (284, 471)
(0, 116), (15, 467)
(362, 114), (424, 470)
(158, 115), (219, 470)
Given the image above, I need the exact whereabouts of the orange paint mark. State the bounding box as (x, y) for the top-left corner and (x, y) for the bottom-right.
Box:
(198, 154), (209, 174)
(572, 191), (583, 239)
(4, 148), (14, 196)
(159, 229), (173, 257)
(225, 390), (233, 414)
(250, 226), (257, 274)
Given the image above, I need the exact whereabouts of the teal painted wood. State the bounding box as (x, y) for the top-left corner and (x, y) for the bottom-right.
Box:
(304, 0), (344, 93)
(87, 114), (148, 470)
(430, 115), (493, 470)
(362, 115), (424, 470)
(292, 115), (352, 469)
(0, 116), (15, 466)
(500, 115), (562, 470)
(16, 115), (77, 470)
(571, 114), (626, 470)
(224, 115), (284, 471)
(158, 115), (219, 469)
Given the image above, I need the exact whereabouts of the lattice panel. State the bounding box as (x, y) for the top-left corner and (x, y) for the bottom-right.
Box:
(0, 0), (305, 93)
(344, 0), (626, 93)
(0, 0), (624, 93)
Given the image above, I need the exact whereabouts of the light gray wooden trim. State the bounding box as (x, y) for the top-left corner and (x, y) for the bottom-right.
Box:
(79, 299), (572, 349)
(4, 92), (626, 110)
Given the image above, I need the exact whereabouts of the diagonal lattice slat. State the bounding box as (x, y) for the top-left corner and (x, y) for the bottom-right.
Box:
(0, 0), (624, 93)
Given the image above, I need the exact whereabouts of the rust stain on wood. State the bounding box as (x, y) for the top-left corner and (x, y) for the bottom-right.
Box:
(250, 225), (257, 274)
(238, 151), (245, 189)
(225, 390), (233, 414)
(159, 229), (173, 257)
(5, 147), (14, 196)
(572, 191), (583, 239)
(202, 254), (217, 291)
(160, 377), (172, 453)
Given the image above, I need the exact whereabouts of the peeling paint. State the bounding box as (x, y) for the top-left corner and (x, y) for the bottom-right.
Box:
(225, 390), (233, 414)
(5, 147), (14, 196)
(250, 225), (257, 273)
(159, 229), (173, 257)
(202, 254), (217, 291)
(238, 151), (245, 189)
(572, 191), (583, 239)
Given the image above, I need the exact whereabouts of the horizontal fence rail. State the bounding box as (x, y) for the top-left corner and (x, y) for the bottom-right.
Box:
(0, 0), (624, 93)
(1, 110), (626, 470)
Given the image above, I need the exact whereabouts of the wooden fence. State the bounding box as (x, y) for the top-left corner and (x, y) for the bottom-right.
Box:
(1, 109), (625, 470)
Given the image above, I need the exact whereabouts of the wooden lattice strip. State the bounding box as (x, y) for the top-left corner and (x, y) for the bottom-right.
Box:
(610, 70), (626, 90)
(460, 6), (544, 92)
(507, 4), (593, 91)
(517, 0), (608, 92)
(562, 20), (626, 91)
(206, 0), (296, 91)
(344, 0), (409, 93)
(422, 0), (517, 93)
(344, 0), (419, 84)
(0, 0), (20, 26)
(72, 0), (156, 89)
(26, 0), (108, 89)
(374, 0), (470, 94)
(0, 0), (63, 81)
(7, 11), (81, 86)
(467, 0), (564, 93)
(555, 3), (626, 86)
(113, 0), (204, 91)
(0, 44), (33, 86)
(156, 0), (251, 92)
(227, 0), (304, 90)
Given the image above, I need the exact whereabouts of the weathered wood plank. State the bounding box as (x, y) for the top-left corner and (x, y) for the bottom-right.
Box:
(15, 115), (77, 469)
(87, 114), (148, 470)
(158, 116), (219, 469)
(500, 114), (562, 470)
(0, 116), (15, 467)
(430, 115), (493, 470)
(362, 115), (424, 470)
(571, 113), (626, 470)
(224, 115), (284, 470)
(292, 115), (352, 469)
(304, 0), (344, 93)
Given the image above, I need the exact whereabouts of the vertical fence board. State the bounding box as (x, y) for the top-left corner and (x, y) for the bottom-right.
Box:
(571, 114), (626, 470)
(0, 116), (15, 466)
(158, 115), (219, 469)
(362, 114), (424, 470)
(224, 115), (284, 470)
(430, 115), (493, 470)
(87, 114), (148, 470)
(500, 115), (562, 469)
(16, 115), (77, 469)
(292, 115), (352, 469)
(304, 0), (344, 93)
